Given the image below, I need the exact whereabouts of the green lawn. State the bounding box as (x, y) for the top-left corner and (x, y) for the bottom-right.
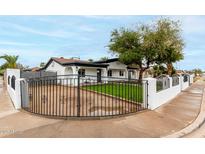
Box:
(82, 83), (143, 103)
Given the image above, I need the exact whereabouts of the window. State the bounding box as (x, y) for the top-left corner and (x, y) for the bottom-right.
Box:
(119, 70), (124, 76)
(8, 76), (10, 85)
(11, 76), (16, 90)
(108, 70), (112, 77)
(183, 75), (188, 82)
(78, 69), (85, 77)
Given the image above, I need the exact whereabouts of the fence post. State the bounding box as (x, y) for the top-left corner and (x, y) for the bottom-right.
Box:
(77, 75), (81, 117)
(20, 78), (29, 109)
(146, 78), (157, 110)
(179, 74), (183, 91)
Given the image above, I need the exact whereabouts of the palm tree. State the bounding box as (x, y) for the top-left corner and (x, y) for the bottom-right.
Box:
(0, 54), (19, 75)
(0, 54), (19, 68)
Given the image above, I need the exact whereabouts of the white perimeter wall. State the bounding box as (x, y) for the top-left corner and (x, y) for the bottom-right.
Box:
(6, 69), (21, 109)
(147, 75), (194, 110)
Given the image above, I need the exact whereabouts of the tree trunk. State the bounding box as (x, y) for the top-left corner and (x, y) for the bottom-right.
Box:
(167, 63), (173, 76)
(138, 69), (144, 81)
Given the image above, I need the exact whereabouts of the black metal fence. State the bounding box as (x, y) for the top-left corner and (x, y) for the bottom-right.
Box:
(183, 74), (189, 82)
(20, 75), (148, 118)
(172, 74), (180, 87)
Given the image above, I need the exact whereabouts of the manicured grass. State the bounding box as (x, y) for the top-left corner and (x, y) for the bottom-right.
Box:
(83, 83), (143, 103)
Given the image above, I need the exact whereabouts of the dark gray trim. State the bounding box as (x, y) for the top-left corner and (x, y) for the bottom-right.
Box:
(41, 58), (108, 70)
(94, 58), (119, 64)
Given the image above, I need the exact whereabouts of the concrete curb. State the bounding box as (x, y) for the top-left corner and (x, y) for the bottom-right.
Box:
(164, 87), (205, 138)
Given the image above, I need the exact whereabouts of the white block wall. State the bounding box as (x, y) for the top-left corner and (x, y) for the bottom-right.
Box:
(190, 74), (194, 84)
(181, 81), (189, 91)
(147, 75), (193, 110)
(6, 69), (21, 109)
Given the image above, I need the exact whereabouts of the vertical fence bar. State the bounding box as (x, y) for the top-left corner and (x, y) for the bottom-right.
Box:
(121, 81), (123, 114)
(66, 78), (68, 117)
(49, 79), (51, 116)
(86, 79), (88, 117)
(146, 81), (148, 109)
(77, 75), (81, 117)
(101, 80), (103, 116)
(55, 78), (58, 116)
(58, 78), (60, 116)
(43, 79), (47, 115)
(73, 78), (75, 116)
(82, 78), (84, 117)
(40, 79), (43, 114)
(62, 79), (65, 116)
(52, 79), (54, 115)
(70, 78), (72, 116)
(111, 81), (114, 116)
(37, 80), (39, 114)
(46, 78), (48, 115)
(97, 80), (99, 116)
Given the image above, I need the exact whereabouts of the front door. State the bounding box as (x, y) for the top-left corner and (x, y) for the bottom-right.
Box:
(97, 69), (102, 82)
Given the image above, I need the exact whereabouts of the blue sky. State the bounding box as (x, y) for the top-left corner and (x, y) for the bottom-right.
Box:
(0, 15), (204, 70)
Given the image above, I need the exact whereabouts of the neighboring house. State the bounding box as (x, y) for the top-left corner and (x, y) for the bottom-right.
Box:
(42, 57), (152, 81)
(23, 67), (41, 72)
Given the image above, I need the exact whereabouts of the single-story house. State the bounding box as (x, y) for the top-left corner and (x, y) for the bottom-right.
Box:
(42, 57), (108, 82)
(94, 58), (139, 80)
(41, 57), (152, 81)
(95, 58), (154, 79)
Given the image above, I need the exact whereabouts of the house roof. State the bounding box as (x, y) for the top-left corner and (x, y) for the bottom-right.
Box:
(127, 64), (139, 70)
(42, 57), (108, 70)
(95, 58), (140, 70)
(23, 67), (41, 72)
(94, 58), (119, 64)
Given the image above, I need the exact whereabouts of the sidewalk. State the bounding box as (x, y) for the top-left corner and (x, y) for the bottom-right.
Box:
(0, 77), (18, 118)
(0, 78), (204, 138)
(0, 78), (62, 137)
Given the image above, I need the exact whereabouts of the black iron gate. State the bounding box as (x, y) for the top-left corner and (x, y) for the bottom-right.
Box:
(21, 75), (148, 118)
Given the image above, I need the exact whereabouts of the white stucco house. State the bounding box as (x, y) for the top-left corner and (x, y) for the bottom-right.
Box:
(94, 58), (139, 80)
(41, 57), (152, 81)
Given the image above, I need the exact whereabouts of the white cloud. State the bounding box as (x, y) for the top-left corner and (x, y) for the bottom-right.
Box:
(0, 21), (75, 38)
(79, 25), (96, 32)
(83, 15), (127, 20)
(175, 16), (205, 34)
(0, 41), (35, 46)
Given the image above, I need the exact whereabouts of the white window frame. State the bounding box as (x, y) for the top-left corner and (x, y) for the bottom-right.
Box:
(119, 70), (124, 77)
(108, 70), (112, 77)
(78, 69), (85, 77)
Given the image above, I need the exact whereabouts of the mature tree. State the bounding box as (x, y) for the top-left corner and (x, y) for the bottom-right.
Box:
(88, 59), (94, 62)
(0, 54), (19, 68)
(155, 18), (184, 76)
(108, 26), (159, 80)
(40, 62), (45, 67)
(192, 68), (203, 76)
(0, 54), (19, 75)
(100, 57), (109, 61)
(152, 65), (167, 77)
